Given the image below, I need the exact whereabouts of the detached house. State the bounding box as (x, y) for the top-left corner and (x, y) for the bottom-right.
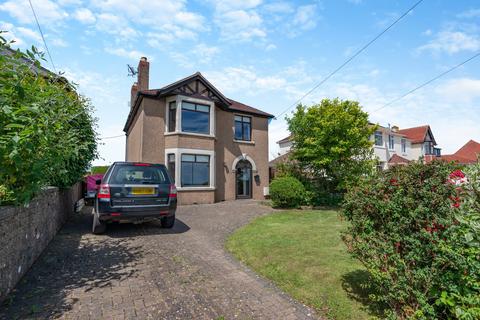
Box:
(270, 123), (443, 173)
(124, 58), (274, 205)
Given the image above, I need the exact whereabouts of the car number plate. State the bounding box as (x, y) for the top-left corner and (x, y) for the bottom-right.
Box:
(131, 187), (155, 195)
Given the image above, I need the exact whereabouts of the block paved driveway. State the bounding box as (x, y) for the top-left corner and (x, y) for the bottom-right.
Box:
(0, 200), (316, 320)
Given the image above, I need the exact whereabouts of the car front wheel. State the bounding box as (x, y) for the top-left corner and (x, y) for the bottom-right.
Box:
(161, 214), (175, 228)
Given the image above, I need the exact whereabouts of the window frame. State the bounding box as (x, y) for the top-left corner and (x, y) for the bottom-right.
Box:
(401, 138), (406, 153)
(388, 135), (395, 150)
(181, 101), (210, 135)
(374, 131), (383, 147)
(167, 153), (175, 182)
(180, 154), (210, 187)
(234, 115), (252, 141)
(168, 101), (176, 132)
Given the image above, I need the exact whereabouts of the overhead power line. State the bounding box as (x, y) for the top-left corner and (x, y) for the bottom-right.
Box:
(375, 51), (480, 112)
(28, 0), (57, 73)
(275, 0), (425, 119)
(100, 134), (125, 140)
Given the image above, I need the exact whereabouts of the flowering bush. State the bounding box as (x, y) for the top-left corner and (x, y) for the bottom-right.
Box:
(269, 176), (306, 208)
(341, 161), (480, 319)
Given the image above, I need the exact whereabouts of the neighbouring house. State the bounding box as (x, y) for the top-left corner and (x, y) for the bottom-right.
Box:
(396, 125), (441, 160)
(124, 57), (274, 205)
(372, 125), (412, 170)
(426, 139), (480, 165)
(270, 123), (443, 174)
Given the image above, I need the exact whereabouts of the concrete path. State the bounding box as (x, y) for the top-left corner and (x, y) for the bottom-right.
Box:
(0, 200), (316, 320)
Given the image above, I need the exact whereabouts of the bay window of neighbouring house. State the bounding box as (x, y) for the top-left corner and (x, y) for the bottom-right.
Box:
(234, 115), (251, 141)
(167, 153), (175, 182)
(168, 101), (176, 132)
(374, 131), (383, 146)
(424, 141), (435, 155)
(388, 135), (395, 150)
(181, 102), (210, 134)
(181, 154), (210, 187)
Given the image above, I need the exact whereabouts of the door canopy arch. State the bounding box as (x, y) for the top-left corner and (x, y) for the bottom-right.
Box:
(232, 154), (257, 172)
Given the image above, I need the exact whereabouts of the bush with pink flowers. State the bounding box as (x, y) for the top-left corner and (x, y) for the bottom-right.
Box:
(341, 161), (480, 319)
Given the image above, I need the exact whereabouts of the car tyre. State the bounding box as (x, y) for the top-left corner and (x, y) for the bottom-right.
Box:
(161, 215), (175, 228)
(92, 210), (106, 234)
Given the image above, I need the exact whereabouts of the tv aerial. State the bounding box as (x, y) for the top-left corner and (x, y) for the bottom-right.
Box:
(127, 64), (138, 77)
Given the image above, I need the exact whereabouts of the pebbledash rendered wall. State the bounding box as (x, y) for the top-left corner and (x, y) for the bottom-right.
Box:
(0, 183), (82, 303)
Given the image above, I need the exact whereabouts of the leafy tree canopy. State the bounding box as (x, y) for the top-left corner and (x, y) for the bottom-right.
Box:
(286, 98), (376, 191)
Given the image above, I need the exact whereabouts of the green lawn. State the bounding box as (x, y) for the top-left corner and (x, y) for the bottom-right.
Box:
(226, 209), (378, 320)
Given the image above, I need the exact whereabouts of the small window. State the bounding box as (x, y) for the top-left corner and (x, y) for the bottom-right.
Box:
(388, 135), (395, 150)
(168, 101), (176, 132)
(167, 153), (175, 182)
(181, 154), (210, 187)
(374, 131), (383, 146)
(234, 115), (251, 141)
(401, 139), (406, 153)
(181, 102), (210, 134)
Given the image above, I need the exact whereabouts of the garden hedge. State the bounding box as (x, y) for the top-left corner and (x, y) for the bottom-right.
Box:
(0, 34), (98, 205)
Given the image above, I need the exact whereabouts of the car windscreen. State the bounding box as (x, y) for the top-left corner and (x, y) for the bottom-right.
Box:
(109, 165), (169, 185)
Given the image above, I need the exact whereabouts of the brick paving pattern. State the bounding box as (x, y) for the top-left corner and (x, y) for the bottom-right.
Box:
(0, 201), (316, 319)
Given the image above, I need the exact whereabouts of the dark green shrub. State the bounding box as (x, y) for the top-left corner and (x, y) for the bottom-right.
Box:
(0, 34), (98, 205)
(341, 161), (480, 319)
(269, 176), (306, 208)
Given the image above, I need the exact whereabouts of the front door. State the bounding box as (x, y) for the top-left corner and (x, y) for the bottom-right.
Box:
(236, 160), (252, 199)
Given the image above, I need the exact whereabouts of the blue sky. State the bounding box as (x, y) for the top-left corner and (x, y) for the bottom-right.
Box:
(1, 0), (480, 165)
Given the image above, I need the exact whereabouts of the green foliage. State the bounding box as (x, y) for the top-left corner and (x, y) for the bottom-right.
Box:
(0, 33), (98, 205)
(269, 176), (306, 208)
(286, 98), (376, 193)
(341, 161), (480, 319)
(90, 166), (109, 174)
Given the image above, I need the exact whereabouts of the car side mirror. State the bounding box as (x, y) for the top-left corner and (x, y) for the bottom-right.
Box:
(95, 179), (101, 185)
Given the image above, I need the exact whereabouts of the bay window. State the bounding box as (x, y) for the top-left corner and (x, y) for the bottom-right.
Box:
(168, 101), (176, 132)
(388, 135), (395, 150)
(181, 102), (210, 134)
(167, 153), (175, 182)
(181, 154), (210, 187)
(374, 131), (383, 146)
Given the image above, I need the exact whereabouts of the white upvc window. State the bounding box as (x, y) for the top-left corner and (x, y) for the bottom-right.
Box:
(374, 131), (383, 146)
(401, 138), (407, 153)
(388, 135), (395, 150)
(165, 95), (215, 137)
(164, 148), (215, 191)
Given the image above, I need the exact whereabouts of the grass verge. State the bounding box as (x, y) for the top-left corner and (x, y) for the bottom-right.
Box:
(226, 209), (379, 320)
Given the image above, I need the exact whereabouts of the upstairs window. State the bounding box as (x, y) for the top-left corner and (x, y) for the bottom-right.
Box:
(424, 141), (434, 155)
(388, 135), (395, 150)
(234, 115), (251, 141)
(181, 154), (210, 187)
(374, 131), (383, 146)
(401, 139), (406, 153)
(181, 102), (210, 134)
(168, 101), (176, 132)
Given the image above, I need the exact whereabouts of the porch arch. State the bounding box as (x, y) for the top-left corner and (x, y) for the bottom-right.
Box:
(232, 154), (257, 173)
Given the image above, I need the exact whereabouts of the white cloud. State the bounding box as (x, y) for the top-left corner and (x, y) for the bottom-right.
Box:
(73, 8), (96, 24)
(457, 9), (480, 19)
(105, 47), (152, 61)
(96, 13), (139, 41)
(265, 43), (277, 51)
(215, 9), (266, 41)
(418, 30), (480, 54)
(50, 37), (68, 47)
(435, 78), (480, 103)
(290, 4), (318, 33)
(0, 0), (68, 25)
(92, 0), (206, 42)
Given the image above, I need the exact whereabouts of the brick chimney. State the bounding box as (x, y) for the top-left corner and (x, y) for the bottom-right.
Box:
(137, 57), (149, 92)
(130, 82), (138, 108)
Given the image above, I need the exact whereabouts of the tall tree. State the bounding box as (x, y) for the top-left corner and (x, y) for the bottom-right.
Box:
(286, 98), (375, 192)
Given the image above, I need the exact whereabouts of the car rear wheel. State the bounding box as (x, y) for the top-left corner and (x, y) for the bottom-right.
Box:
(161, 214), (175, 228)
(92, 210), (106, 234)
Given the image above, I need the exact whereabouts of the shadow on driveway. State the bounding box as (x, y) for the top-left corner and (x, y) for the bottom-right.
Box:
(0, 207), (190, 319)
